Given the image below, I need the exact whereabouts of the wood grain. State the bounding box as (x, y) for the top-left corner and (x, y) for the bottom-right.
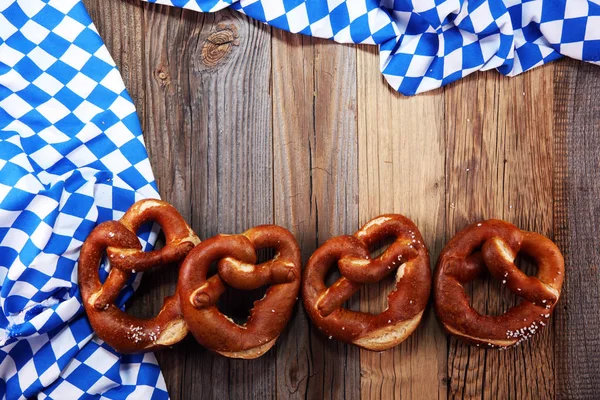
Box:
(86, 2), (275, 398)
(271, 30), (315, 400)
(356, 44), (447, 400)
(554, 59), (600, 399)
(83, 1), (600, 398)
(272, 31), (361, 399)
(144, 7), (274, 399)
(444, 66), (555, 399)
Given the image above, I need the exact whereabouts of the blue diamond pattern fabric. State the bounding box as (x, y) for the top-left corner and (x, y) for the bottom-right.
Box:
(145, 0), (600, 95)
(0, 0), (168, 399)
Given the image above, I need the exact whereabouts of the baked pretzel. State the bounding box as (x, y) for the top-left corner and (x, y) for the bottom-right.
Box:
(177, 225), (301, 359)
(434, 219), (564, 348)
(78, 199), (200, 353)
(302, 215), (431, 351)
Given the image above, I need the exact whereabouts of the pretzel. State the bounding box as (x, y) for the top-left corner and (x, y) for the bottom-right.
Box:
(302, 215), (431, 351)
(177, 225), (301, 359)
(78, 199), (200, 353)
(434, 219), (564, 348)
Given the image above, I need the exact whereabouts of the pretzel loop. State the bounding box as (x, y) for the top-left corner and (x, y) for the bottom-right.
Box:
(434, 220), (565, 349)
(310, 235), (368, 317)
(302, 215), (431, 351)
(106, 200), (199, 272)
(178, 225), (301, 359)
(217, 226), (299, 290)
(78, 199), (200, 353)
(482, 235), (560, 305)
(187, 234), (256, 309)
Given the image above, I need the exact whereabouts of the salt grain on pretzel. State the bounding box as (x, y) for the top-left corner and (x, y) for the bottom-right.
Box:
(177, 225), (301, 359)
(433, 219), (565, 348)
(78, 199), (200, 353)
(302, 214), (431, 351)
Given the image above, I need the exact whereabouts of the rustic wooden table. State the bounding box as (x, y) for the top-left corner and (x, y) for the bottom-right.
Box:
(84, 2), (599, 399)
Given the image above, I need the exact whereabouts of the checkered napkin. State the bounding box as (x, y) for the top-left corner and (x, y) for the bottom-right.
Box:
(148, 0), (600, 95)
(0, 0), (169, 398)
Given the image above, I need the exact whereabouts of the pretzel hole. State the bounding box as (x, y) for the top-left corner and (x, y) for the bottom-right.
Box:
(324, 266), (342, 287)
(359, 271), (399, 315)
(255, 248), (277, 264)
(368, 236), (395, 259)
(123, 220), (157, 254)
(465, 254), (538, 316)
(206, 259), (219, 279)
(324, 265), (361, 312)
(135, 220), (157, 247)
(354, 237), (397, 314)
(123, 235), (179, 319)
(514, 253), (538, 277)
(216, 248), (274, 324)
(216, 285), (269, 324)
(126, 261), (179, 319)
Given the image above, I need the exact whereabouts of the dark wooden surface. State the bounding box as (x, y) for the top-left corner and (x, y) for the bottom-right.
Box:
(83, 1), (600, 398)
(553, 60), (600, 399)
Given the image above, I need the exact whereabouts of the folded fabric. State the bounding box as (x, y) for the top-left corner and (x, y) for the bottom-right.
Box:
(147, 0), (600, 95)
(0, 0), (168, 398)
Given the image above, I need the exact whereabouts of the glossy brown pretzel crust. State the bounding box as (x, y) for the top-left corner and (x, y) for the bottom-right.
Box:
(78, 199), (199, 353)
(434, 219), (564, 348)
(302, 215), (431, 351)
(177, 225), (301, 359)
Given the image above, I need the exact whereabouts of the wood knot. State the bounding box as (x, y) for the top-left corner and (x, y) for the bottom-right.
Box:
(155, 68), (170, 86)
(201, 23), (239, 67)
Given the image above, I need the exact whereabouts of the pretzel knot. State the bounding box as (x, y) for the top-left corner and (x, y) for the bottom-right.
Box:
(78, 199), (200, 353)
(177, 225), (301, 359)
(434, 219), (565, 349)
(302, 215), (431, 351)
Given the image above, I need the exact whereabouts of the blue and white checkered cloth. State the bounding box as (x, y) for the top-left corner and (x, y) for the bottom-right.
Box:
(149, 0), (600, 95)
(0, 0), (597, 398)
(1, 0), (167, 398)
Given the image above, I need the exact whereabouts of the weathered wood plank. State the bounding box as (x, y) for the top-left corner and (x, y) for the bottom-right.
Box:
(132, 6), (215, 399)
(272, 31), (361, 399)
(152, 9), (274, 399)
(444, 66), (556, 399)
(86, 2), (275, 398)
(554, 59), (600, 399)
(307, 39), (361, 400)
(271, 30), (315, 399)
(356, 45), (447, 400)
